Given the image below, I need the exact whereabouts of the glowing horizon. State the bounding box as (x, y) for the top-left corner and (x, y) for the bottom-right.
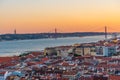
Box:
(1, 0), (120, 34)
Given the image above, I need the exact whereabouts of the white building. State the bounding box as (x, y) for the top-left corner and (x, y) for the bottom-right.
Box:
(96, 46), (116, 56)
(0, 71), (9, 80)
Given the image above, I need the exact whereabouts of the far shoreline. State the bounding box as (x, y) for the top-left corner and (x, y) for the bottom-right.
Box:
(0, 34), (105, 42)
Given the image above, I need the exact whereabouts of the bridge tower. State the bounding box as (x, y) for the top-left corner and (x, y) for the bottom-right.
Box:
(105, 26), (107, 40)
(14, 29), (16, 34)
(54, 28), (57, 39)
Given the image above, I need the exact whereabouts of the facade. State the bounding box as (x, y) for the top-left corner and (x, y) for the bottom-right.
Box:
(55, 46), (71, 57)
(44, 47), (57, 56)
(44, 46), (72, 57)
(96, 46), (116, 56)
(74, 44), (96, 56)
(0, 71), (9, 80)
(0, 73), (5, 80)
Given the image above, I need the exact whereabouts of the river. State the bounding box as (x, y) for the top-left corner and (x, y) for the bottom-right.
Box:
(0, 35), (111, 56)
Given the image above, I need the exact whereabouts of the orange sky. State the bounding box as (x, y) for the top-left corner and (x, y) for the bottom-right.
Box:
(0, 0), (120, 34)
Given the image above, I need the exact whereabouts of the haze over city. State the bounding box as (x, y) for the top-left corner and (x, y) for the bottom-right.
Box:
(1, 0), (120, 34)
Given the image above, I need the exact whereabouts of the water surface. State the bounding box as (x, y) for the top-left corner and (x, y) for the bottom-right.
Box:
(0, 35), (111, 56)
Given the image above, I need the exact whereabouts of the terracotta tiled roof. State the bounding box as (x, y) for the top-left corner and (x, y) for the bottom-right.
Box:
(61, 61), (76, 67)
(42, 57), (49, 62)
(0, 71), (6, 75)
(26, 54), (34, 59)
(109, 75), (120, 80)
(63, 70), (77, 75)
(0, 56), (19, 63)
(31, 52), (43, 57)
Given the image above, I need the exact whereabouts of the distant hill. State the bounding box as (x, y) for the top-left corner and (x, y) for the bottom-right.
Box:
(0, 32), (107, 41)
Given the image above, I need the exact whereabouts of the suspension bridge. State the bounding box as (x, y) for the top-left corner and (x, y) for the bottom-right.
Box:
(47, 26), (120, 39)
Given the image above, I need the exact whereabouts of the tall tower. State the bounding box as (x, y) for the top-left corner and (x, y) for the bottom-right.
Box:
(55, 28), (57, 34)
(105, 26), (107, 40)
(54, 28), (57, 39)
(14, 29), (16, 34)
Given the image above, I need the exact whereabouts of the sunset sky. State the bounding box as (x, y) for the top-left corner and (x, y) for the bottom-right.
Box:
(0, 0), (120, 34)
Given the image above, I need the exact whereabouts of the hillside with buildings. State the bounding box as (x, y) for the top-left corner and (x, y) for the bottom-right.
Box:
(0, 37), (120, 80)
